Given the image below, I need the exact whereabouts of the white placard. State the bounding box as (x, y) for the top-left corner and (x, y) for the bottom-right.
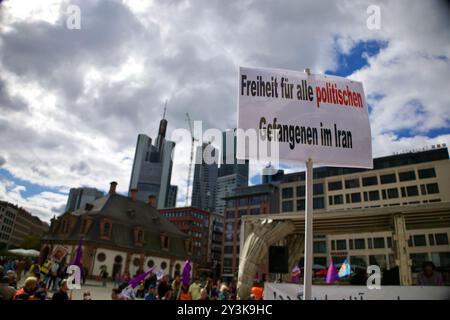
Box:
(264, 283), (450, 300)
(237, 66), (373, 168)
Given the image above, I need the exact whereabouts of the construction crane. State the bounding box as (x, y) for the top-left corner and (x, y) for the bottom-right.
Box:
(185, 113), (198, 206)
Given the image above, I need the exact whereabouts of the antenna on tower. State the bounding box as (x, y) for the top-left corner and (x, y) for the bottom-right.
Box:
(162, 100), (167, 119)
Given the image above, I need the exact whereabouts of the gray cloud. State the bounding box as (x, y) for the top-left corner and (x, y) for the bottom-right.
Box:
(70, 161), (90, 176)
(0, 155), (6, 167)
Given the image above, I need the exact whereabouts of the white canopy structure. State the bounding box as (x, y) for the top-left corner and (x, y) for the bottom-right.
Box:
(8, 248), (40, 257)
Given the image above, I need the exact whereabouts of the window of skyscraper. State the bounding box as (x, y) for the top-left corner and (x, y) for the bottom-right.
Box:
(282, 200), (293, 212)
(313, 183), (324, 195)
(328, 181), (343, 191)
(282, 187), (294, 199)
(369, 190), (380, 201)
(426, 183), (440, 194)
(418, 168), (436, 179)
(387, 188), (399, 199)
(373, 237), (385, 248)
(345, 179), (360, 189)
(354, 239), (365, 249)
(336, 240), (346, 250)
(297, 198), (305, 211)
(362, 176), (378, 186)
(334, 195), (344, 205)
(401, 187), (406, 197)
(380, 173), (396, 184)
(413, 234), (426, 246)
(313, 241), (327, 253)
(351, 193), (361, 203)
(399, 170), (416, 182)
(313, 197), (325, 209)
(435, 233), (449, 245)
(296, 185), (305, 197)
(406, 185), (419, 197)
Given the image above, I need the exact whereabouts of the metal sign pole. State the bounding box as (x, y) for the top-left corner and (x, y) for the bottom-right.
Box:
(303, 158), (313, 300)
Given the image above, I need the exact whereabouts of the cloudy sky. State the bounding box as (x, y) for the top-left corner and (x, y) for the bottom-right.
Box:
(0, 0), (449, 222)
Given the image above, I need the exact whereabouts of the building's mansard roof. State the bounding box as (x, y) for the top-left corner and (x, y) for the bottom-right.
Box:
(44, 193), (188, 258)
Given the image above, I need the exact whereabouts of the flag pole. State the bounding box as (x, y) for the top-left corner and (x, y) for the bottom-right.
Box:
(303, 157), (313, 300)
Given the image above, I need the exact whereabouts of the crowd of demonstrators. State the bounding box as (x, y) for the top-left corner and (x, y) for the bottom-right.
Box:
(0, 256), (77, 300)
(109, 271), (242, 301)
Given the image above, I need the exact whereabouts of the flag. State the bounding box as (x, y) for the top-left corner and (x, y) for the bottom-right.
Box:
(71, 237), (84, 268)
(156, 271), (164, 281)
(128, 267), (155, 288)
(325, 261), (339, 284)
(291, 265), (301, 283)
(182, 260), (191, 287)
(338, 258), (353, 278)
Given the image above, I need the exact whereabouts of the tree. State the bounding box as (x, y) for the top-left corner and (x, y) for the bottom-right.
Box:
(20, 235), (42, 250)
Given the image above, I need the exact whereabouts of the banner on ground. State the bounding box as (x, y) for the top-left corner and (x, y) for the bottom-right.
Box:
(264, 283), (450, 300)
(237, 66), (373, 168)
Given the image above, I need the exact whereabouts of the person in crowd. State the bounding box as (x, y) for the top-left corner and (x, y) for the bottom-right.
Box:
(417, 261), (443, 286)
(229, 281), (237, 300)
(83, 291), (92, 300)
(250, 282), (263, 300)
(34, 281), (48, 300)
(189, 278), (202, 300)
(171, 275), (182, 300)
(23, 259), (32, 277)
(218, 283), (230, 300)
(144, 284), (157, 300)
(100, 267), (108, 287)
(120, 285), (136, 300)
(0, 265), (4, 279)
(199, 288), (210, 300)
(350, 268), (368, 285)
(15, 260), (25, 282)
(204, 278), (213, 296)
(48, 260), (59, 291)
(210, 281), (219, 300)
(136, 280), (146, 298)
(122, 271), (131, 284)
(144, 272), (157, 293)
(82, 267), (88, 285)
(52, 279), (70, 300)
(114, 272), (122, 288)
(111, 288), (125, 300)
(157, 275), (171, 299)
(0, 276), (16, 300)
(13, 276), (38, 300)
(6, 270), (17, 289)
(179, 285), (191, 300)
(28, 260), (40, 277)
(163, 286), (174, 300)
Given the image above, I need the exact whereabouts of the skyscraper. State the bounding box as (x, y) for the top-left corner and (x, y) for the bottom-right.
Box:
(166, 185), (178, 208)
(219, 129), (249, 180)
(191, 142), (218, 212)
(214, 129), (250, 215)
(129, 113), (175, 208)
(65, 187), (104, 212)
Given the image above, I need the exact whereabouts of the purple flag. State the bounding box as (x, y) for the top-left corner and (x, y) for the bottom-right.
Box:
(71, 237), (84, 268)
(182, 260), (191, 287)
(128, 267), (155, 288)
(325, 261), (339, 284)
(291, 265), (301, 283)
